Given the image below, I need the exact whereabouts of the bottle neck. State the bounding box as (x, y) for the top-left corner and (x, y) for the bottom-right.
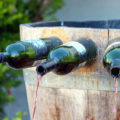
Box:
(36, 58), (59, 75)
(0, 52), (8, 63)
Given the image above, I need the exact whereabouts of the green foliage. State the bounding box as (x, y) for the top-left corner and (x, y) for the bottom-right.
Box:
(43, 0), (65, 20)
(0, 0), (29, 33)
(3, 111), (23, 120)
(0, 0), (65, 118)
(0, 64), (22, 119)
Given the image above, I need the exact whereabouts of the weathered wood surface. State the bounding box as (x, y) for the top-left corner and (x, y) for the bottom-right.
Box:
(23, 68), (115, 91)
(25, 84), (120, 120)
(20, 21), (120, 120)
(20, 22), (116, 91)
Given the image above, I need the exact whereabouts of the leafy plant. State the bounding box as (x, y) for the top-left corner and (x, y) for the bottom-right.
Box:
(0, 0), (65, 119)
(3, 111), (23, 120)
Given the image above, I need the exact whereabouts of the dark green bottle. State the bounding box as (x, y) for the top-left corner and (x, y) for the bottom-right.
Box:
(37, 38), (97, 75)
(103, 38), (120, 78)
(0, 36), (63, 69)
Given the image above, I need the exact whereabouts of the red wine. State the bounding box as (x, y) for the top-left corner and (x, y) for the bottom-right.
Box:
(114, 77), (118, 94)
(112, 77), (118, 119)
(32, 74), (42, 120)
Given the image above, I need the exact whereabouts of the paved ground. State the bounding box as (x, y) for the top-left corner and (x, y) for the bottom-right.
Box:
(4, 77), (30, 120)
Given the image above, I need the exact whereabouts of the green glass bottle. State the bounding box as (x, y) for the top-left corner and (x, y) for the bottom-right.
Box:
(37, 38), (97, 75)
(0, 36), (63, 69)
(103, 38), (120, 78)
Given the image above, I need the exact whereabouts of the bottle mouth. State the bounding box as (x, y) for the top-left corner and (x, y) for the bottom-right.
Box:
(37, 66), (46, 75)
(111, 67), (120, 78)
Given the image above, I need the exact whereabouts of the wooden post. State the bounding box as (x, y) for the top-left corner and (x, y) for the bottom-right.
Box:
(20, 21), (120, 120)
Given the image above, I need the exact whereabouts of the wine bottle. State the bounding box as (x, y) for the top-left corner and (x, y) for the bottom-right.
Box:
(37, 38), (97, 75)
(103, 38), (120, 78)
(0, 36), (63, 69)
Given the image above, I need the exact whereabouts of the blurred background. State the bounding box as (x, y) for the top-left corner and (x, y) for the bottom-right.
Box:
(1, 0), (120, 119)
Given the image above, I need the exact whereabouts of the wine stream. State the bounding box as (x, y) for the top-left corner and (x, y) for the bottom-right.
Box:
(32, 74), (42, 120)
(112, 77), (118, 119)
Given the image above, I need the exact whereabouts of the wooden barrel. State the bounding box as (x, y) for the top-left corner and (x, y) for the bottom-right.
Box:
(20, 21), (120, 120)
